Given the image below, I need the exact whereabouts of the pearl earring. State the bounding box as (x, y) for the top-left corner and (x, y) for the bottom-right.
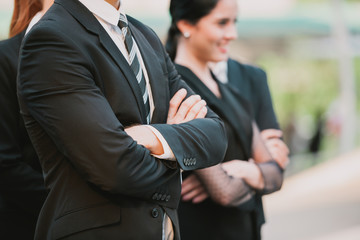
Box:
(183, 32), (190, 38)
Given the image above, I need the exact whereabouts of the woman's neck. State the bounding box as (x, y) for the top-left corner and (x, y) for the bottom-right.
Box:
(175, 41), (208, 76)
(41, 0), (54, 15)
(175, 39), (221, 98)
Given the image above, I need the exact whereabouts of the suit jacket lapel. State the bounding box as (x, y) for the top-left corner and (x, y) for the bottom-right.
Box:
(227, 59), (251, 102)
(175, 65), (224, 115)
(56, 0), (146, 122)
(176, 64), (253, 158)
(97, 33), (147, 121)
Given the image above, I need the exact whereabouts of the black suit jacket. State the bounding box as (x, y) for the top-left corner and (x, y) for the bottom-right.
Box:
(227, 59), (281, 238)
(176, 62), (283, 240)
(0, 32), (47, 239)
(227, 58), (279, 130)
(17, 0), (227, 239)
(175, 65), (256, 240)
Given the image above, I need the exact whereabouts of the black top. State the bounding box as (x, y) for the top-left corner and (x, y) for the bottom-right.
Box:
(176, 63), (283, 240)
(0, 32), (47, 239)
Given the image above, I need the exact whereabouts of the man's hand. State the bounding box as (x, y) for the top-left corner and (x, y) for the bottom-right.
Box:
(125, 89), (208, 156)
(181, 174), (209, 203)
(167, 89), (207, 124)
(261, 129), (290, 169)
(125, 125), (164, 155)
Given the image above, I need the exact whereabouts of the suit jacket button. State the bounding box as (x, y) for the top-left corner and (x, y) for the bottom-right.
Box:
(151, 208), (159, 218)
(165, 195), (171, 202)
(152, 193), (158, 200)
(161, 194), (166, 201)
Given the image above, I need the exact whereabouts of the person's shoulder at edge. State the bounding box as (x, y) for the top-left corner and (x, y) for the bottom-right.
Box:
(0, 31), (24, 60)
(228, 58), (266, 77)
(0, 32), (25, 92)
(228, 57), (269, 89)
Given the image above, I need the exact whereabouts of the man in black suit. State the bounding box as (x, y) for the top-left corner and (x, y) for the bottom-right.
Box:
(17, 0), (227, 239)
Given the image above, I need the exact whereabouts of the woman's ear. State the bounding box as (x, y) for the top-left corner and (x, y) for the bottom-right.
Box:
(176, 20), (194, 39)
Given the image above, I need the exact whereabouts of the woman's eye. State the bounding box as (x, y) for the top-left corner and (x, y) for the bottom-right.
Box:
(218, 19), (228, 26)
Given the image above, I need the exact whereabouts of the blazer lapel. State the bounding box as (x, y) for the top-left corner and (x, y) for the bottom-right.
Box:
(176, 64), (253, 158)
(129, 22), (168, 124)
(175, 65), (225, 116)
(97, 33), (147, 121)
(56, 0), (146, 122)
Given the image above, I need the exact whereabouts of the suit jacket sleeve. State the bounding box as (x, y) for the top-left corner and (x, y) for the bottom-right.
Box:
(151, 47), (227, 170)
(18, 25), (226, 198)
(249, 66), (279, 130)
(0, 37), (46, 216)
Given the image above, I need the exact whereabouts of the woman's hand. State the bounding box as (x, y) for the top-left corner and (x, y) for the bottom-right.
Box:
(221, 160), (264, 190)
(261, 129), (290, 169)
(181, 174), (209, 203)
(167, 88), (207, 124)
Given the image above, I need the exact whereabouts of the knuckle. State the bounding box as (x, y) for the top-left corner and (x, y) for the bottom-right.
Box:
(182, 100), (192, 108)
(169, 99), (178, 108)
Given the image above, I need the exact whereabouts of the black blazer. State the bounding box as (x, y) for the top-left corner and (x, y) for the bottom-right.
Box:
(227, 58), (279, 130)
(176, 65), (257, 240)
(227, 59), (282, 238)
(17, 0), (227, 239)
(0, 32), (47, 239)
(176, 63), (282, 240)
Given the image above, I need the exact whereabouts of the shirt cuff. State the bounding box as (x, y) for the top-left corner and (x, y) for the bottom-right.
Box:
(145, 125), (175, 161)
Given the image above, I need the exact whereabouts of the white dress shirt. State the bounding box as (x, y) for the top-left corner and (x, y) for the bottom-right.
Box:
(25, 12), (43, 35)
(209, 60), (228, 84)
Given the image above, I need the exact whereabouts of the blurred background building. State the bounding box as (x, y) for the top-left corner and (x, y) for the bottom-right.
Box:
(0, 0), (359, 239)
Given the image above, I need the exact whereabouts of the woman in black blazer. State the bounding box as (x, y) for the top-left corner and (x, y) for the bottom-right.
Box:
(166, 0), (289, 239)
(0, 0), (52, 238)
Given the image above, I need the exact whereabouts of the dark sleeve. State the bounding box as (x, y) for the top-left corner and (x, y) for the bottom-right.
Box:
(256, 161), (283, 195)
(18, 26), (226, 198)
(151, 50), (227, 171)
(249, 67), (279, 130)
(194, 165), (256, 209)
(0, 38), (46, 216)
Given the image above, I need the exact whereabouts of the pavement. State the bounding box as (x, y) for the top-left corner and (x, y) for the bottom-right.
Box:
(262, 148), (360, 240)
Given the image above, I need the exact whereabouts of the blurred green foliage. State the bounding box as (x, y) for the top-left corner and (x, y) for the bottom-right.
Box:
(355, 57), (360, 111)
(258, 55), (338, 126)
(256, 54), (359, 155)
(0, 10), (11, 39)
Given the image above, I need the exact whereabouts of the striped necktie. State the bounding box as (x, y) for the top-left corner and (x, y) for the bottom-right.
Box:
(118, 13), (150, 124)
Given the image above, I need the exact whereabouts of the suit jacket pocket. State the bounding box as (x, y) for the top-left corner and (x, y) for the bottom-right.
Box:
(52, 202), (121, 239)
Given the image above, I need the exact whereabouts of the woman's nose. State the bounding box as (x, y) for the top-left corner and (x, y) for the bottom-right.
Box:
(225, 23), (238, 40)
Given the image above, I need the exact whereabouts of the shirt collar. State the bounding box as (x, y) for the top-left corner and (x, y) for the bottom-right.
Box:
(25, 11), (43, 35)
(78, 0), (126, 26)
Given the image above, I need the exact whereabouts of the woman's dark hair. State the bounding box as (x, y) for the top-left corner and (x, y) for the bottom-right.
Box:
(166, 0), (219, 61)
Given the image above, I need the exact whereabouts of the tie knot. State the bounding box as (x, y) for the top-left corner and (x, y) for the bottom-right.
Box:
(118, 13), (128, 29)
